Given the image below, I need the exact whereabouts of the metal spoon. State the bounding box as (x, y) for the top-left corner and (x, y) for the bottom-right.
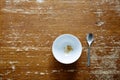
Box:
(86, 33), (94, 66)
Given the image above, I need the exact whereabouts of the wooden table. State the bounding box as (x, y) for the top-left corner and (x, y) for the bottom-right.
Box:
(0, 0), (120, 80)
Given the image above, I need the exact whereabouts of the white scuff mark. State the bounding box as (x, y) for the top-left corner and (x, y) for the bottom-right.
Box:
(26, 71), (31, 74)
(91, 70), (120, 74)
(45, 40), (49, 45)
(45, 70), (49, 74)
(49, 7), (53, 10)
(91, 49), (99, 60)
(42, 60), (45, 62)
(103, 48), (119, 59)
(52, 70), (58, 73)
(101, 0), (114, 4)
(110, 48), (114, 51)
(94, 9), (104, 17)
(99, 36), (104, 39)
(16, 48), (22, 51)
(99, 49), (104, 53)
(0, 74), (3, 76)
(82, 10), (89, 14)
(1, 7), (49, 15)
(26, 64), (30, 66)
(40, 72), (45, 75)
(60, 0), (78, 3)
(5, 0), (11, 3)
(21, 11), (33, 15)
(34, 71), (39, 74)
(96, 20), (105, 26)
(4, 71), (12, 75)
(9, 61), (19, 64)
(51, 35), (56, 38)
(48, 33), (51, 36)
(91, 48), (120, 79)
(11, 65), (16, 71)
(114, 0), (120, 16)
(9, 52), (15, 54)
(1, 46), (49, 51)
(5, 41), (13, 44)
(14, 9), (24, 12)
(26, 55), (36, 58)
(17, 74), (21, 76)
(23, 46), (29, 51)
(1, 8), (17, 13)
(96, 74), (114, 80)
(67, 69), (75, 72)
(8, 47), (17, 50)
(46, 54), (51, 56)
(37, 0), (44, 3)
(114, 41), (120, 45)
(36, 64), (40, 66)
(13, 0), (21, 4)
(115, 5), (120, 12)
(52, 70), (60, 73)
(22, 46), (39, 51)
(1, 8), (32, 14)
(31, 46), (39, 50)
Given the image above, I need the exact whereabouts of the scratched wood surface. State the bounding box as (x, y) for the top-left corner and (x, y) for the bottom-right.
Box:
(0, 0), (120, 80)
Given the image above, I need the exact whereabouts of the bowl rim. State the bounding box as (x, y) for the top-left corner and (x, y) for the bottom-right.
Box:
(52, 34), (82, 64)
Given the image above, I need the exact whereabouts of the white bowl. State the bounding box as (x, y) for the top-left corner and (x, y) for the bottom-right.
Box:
(52, 34), (82, 64)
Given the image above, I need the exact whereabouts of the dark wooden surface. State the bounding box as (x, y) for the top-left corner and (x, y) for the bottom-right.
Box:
(0, 0), (120, 80)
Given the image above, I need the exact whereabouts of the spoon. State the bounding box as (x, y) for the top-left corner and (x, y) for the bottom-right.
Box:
(86, 33), (94, 66)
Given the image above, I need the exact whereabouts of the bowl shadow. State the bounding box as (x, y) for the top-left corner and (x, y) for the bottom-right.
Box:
(49, 56), (78, 80)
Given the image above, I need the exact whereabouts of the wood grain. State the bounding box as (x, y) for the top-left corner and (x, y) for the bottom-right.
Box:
(0, 0), (120, 80)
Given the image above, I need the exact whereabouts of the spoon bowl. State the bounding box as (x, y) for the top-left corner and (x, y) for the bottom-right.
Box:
(86, 33), (94, 46)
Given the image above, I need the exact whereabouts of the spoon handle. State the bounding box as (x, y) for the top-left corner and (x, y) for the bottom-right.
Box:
(87, 47), (90, 66)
